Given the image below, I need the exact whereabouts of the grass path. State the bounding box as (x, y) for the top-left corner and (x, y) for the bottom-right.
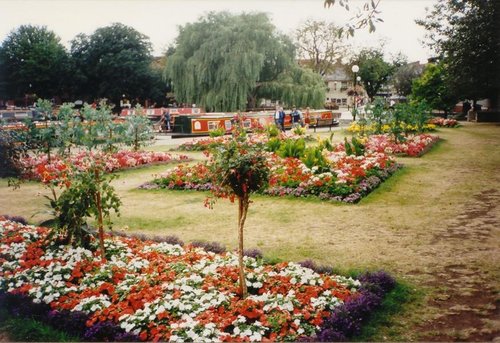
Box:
(0, 123), (498, 341)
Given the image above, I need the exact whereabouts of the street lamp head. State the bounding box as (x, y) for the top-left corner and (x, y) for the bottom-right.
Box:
(351, 65), (359, 73)
(356, 76), (361, 82)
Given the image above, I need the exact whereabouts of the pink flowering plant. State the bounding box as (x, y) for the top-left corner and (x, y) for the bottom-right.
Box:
(21, 150), (190, 182)
(151, 136), (400, 203)
(428, 117), (459, 127)
(364, 134), (440, 157)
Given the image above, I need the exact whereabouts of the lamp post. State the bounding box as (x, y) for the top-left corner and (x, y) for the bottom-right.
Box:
(351, 64), (359, 120)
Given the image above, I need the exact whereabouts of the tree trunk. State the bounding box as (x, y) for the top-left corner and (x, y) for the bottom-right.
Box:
(94, 169), (106, 261)
(134, 129), (139, 151)
(247, 95), (257, 111)
(237, 195), (249, 298)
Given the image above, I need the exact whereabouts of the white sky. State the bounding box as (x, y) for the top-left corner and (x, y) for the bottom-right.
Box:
(0, 0), (437, 63)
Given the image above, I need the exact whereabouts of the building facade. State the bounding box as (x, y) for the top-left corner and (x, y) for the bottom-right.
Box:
(323, 63), (367, 108)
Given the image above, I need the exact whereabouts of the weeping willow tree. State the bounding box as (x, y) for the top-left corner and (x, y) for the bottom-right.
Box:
(166, 12), (326, 112)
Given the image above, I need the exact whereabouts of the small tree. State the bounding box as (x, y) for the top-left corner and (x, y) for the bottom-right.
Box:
(364, 97), (388, 134)
(55, 102), (85, 157)
(80, 101), (122, 152)
(46, 155), (121, 259)
(30, 99), (57, 162)
(207, 118), (270, 298)
(122, 104), (154, 151)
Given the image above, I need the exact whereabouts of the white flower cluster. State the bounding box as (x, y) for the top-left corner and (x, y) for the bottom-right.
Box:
(310, 290), (343, 311)
(119, 286), (228, 336)
(143, 242), (185, 256)
(245, 271), (265, 289)
(73, 294), (112, 313)
(42, 246), (94, 263)
(276, 262), (324, 286)
(169, 316), (226, 342)
(2, 244), (92, 304)
(231, 315), (268, 342)
(330, 275), (362, 291)
(103, 239), (133, 259)
(249, 292), (297, 312)
(127, 257), (150, 272)
(1, 242), (26, 266)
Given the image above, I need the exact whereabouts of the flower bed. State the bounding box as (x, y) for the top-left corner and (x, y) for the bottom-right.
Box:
(346, 122), (437, 135)
(21, 150), (190, 182)
(364, 134), (440, 157)
(0, 218), (395, 341)
(428, 117), (459, 127)
(149, 150), (401, 203)
(176, 131), (311, 152)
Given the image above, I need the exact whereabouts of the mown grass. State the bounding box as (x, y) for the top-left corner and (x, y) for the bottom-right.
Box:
(353, 282), (423, 341)
(0, 123), (499, 341)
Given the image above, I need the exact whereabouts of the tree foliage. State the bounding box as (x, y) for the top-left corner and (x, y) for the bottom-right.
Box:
(411, 62), (457, 113)
(166, 12), (326, 111)
(295, 20), (346, 76)
(0, 25), (70, 99)
(352, 48), (394, 100)
(70, 23), (157, 106)
(417, 0), (500, 108)
(392, 62), (423, 96)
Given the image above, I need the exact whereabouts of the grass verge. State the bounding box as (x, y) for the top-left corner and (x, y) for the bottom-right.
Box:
(0, 308), (78, 342)
(353, 281), (422, 341)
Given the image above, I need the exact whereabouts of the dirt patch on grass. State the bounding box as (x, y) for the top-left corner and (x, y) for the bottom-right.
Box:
(417, 188), (500, 341)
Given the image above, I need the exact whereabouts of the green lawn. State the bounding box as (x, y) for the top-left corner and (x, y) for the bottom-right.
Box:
(1, 123), (499, 341)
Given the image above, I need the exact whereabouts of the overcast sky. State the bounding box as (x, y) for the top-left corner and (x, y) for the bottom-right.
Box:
(0, 0), (437, 63)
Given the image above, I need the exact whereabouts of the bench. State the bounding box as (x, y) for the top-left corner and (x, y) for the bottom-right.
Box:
(309, 118), (339, 132)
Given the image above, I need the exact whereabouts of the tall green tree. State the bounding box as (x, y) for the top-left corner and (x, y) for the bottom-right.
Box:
(392, 62), (423, 96)
(411, 62), (457, 114)
(70, 23), (158, 107)
(0, 25), (70, 100)
(417, 0), (500, 109)
(352, 48), (394, 100)
(295, 20), (346, 76)
(166, 12), (326, 112)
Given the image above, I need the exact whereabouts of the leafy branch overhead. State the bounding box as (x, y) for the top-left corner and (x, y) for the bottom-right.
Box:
(324, 0), (383, 36)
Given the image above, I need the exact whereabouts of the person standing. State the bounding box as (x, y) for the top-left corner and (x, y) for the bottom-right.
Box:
(163, 108), (171, 131)
(274, 106), (285, 131)
(304, 107), (311, 126)
(291, 106), (301, 127)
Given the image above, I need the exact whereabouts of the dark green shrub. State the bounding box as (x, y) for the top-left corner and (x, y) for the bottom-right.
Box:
(0, 130), (28, 178)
